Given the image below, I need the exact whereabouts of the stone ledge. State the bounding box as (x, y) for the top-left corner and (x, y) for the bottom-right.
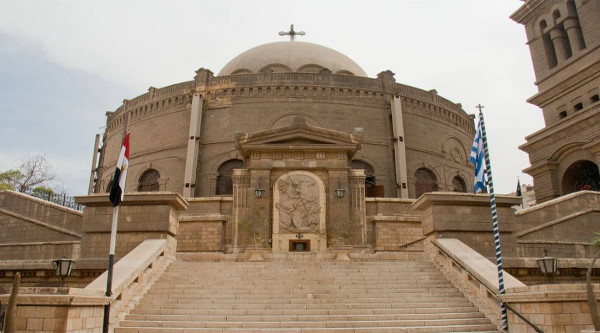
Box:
(412, 192), (522, 211)
(179, 214), (227, 222)
(515, 190), (600, 216)
(434, 238), (526, 292)
(0, 207), (82, 238)
(370, 214), (421, 222)
(0, 190), (84, 215)
(75, 192), (188, 210)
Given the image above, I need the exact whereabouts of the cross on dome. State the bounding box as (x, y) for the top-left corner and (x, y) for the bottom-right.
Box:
(279, 24), (305, 41)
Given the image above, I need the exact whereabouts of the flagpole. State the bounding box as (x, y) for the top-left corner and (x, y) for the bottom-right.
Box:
(476, 104), (508, 330)
(103, 206), (119, 333)
(103, 111), (129, 333)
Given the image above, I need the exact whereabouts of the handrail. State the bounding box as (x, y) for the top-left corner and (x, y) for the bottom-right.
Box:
(432, 241), (544, 333)
(398, 236), (427, 249)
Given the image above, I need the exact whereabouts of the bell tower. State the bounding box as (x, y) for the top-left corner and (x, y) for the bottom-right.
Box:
(512, 0), (600, 202)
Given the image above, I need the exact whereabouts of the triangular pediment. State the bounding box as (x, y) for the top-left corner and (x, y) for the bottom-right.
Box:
(269, 138), (336, 145)
(235, 117), (362, 156)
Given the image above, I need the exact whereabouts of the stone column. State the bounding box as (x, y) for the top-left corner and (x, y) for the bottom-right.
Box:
(390, 96), (410, 198)
(349, 169), (367, 245)
(183, 94), (203, 198)
(328, 169), (351, 246)
(563, 17), (585, 54)
(231, 169), (250, 253)
(550, 27), (570, 62)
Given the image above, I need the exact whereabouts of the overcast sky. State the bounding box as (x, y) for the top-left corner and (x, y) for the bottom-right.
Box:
(0, 0), (543, 195)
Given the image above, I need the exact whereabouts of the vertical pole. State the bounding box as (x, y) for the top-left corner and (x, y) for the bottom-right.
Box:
(477, 108), (508, 330)
(89, 134), (101, 194)
(103, 106), (129, 333)
(3, 272), (20, 333)
(103, 205), (119, 333)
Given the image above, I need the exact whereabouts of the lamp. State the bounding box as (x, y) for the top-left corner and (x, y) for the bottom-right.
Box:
(536, 250), (558, 283)
(334, 179), (346, 198)
(254, 178), (265, 198)
(52, 258), (75, 287)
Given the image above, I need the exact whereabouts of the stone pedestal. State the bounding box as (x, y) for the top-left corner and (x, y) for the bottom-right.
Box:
(75, 192), (188, 263)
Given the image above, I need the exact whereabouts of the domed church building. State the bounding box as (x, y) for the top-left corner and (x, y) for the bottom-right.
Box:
(89, 29), (477, 253)
(96, 36), (475, 201)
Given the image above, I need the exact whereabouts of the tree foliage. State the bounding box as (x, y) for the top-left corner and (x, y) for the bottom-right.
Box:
(0, 154), (56, 192)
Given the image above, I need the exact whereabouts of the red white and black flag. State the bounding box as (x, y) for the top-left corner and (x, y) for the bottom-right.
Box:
(109, 132), (130, 207)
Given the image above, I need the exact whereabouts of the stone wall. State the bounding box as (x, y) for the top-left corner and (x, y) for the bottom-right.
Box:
(75, 192), (187, 261)
(0, 191), (82, 260)
(98, 68), (475, 200)
(502, 284), (600, 333)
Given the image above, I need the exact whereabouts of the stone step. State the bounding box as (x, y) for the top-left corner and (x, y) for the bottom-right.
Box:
(119, 317), (494, 329)
(140, 290), (463, 299)
(116, 259), (498, 332)
(134, 301), (476, 311)
(130, 306), (483, 317)
(125, 311), (485, 322)
(116, 327), (500, 333)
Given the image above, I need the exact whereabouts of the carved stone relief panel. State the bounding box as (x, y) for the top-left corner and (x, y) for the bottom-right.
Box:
(272, 170), (327, 252)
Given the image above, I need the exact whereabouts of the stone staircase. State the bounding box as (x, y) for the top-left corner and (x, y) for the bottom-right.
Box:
(115, 255), (500, 333)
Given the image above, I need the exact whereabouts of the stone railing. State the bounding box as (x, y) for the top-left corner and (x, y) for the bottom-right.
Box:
(429, 238), (527, 331)
(429, 238), (600, 333)
(0, 239), (171, 332)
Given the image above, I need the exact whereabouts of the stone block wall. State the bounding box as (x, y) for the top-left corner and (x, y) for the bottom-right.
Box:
(75, 193), (187, 261)
(178, 216), (226, 252)
(371, 216), (423, 252)
(0, 191), (82, 260)
(413, 192), (521, 258)
(0, 191), (83, 233)
(502, 284), (600, 333)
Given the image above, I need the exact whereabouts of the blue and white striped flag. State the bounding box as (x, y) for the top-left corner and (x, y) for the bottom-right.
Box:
(470, 119), (487, 193)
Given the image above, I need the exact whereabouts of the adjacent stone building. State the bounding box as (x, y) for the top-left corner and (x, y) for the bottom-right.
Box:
(512, 0), (600, 203)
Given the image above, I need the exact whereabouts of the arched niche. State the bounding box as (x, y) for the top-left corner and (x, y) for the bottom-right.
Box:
(561, 160), (600, 194)
(216, 159), (244, 195)
(272, 171), (327, 252)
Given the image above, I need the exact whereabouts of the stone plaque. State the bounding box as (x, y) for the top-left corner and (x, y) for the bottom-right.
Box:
(275, 174), (321, 233)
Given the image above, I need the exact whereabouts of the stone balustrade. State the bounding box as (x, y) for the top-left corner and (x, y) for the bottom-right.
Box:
(0, 239), (171, 332)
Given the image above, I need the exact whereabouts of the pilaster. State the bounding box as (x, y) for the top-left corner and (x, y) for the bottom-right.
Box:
(349, 169), (367, 245)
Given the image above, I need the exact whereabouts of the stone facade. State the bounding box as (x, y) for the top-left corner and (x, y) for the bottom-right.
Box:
(512, 0), (600, 203)
(94, 42), (475, 201)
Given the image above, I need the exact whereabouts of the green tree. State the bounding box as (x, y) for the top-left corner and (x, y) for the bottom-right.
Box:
(588, 232), (600, 330)
(0, 154), (55, 192)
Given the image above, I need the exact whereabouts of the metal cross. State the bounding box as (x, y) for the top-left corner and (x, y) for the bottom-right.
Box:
(296, 233), (304, 239)
(475, 104), (485, 113)
(279, 24), (305, 41)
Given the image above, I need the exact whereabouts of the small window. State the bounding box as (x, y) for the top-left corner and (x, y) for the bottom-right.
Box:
(138, 169), (160, 192)
(452, 176), (467, 193)
(216, 159), (244, 195)
(574, 102), (583, 111)
(591, 95), (599, 103)
(415, 168), (439, 198)
(559, 111), (568, 119)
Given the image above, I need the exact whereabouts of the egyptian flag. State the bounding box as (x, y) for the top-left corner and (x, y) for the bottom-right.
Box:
(109, 132), (130, 207)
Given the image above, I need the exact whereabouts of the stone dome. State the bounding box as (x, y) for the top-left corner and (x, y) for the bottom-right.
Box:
(217, 41), (367, 77)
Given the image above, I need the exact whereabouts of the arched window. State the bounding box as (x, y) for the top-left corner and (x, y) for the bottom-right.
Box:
(561, 160), (600, 194)
(138, 169), (160, 192)
(415, 168), (439, 198)
(540, 20), (558, 68)
(216, 159), (244, 195)
(351, 160), (383, 197)
(452, 176), (467, 193)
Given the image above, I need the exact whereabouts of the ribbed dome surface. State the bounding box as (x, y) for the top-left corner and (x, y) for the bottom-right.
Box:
(217, 41), (367, 77)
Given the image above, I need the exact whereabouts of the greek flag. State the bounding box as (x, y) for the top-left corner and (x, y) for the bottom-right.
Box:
(470, 119), (487, 193)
